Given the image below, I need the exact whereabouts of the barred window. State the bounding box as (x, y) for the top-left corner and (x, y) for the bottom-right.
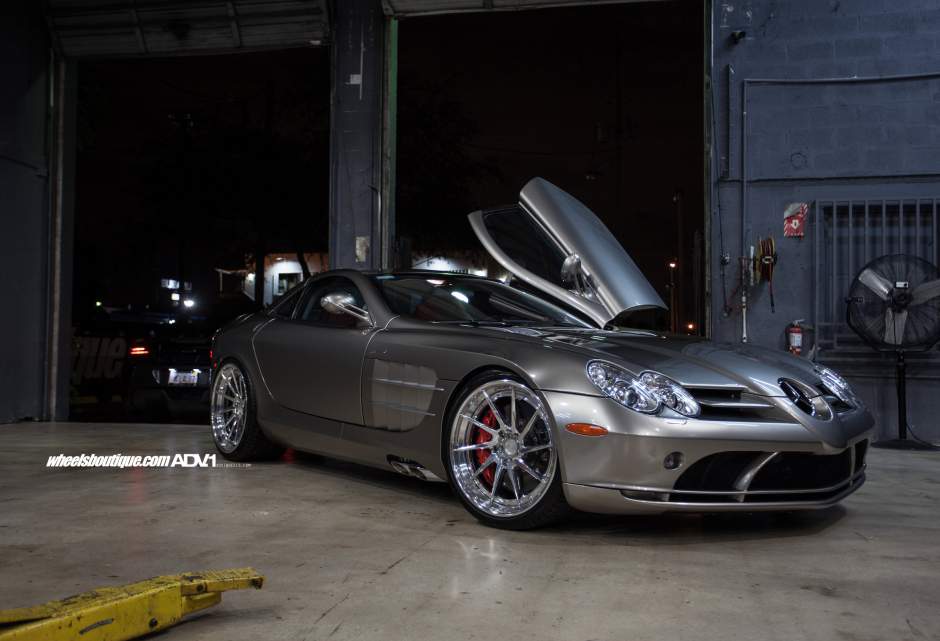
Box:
(814, 199), (939, 353)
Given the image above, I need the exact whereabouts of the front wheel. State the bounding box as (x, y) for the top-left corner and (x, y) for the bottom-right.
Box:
(445, 372), (569, 530)
(210, 360), (283, 461)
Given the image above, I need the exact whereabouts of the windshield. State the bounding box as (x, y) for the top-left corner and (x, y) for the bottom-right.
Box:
(373, 275), (591, 327)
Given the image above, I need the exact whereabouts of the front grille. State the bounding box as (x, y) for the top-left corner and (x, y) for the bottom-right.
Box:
(673, 451), (756, 492)
(688, 388), (790, 422)
(648, 446), (866, 504)
(748, 450), (852, 492)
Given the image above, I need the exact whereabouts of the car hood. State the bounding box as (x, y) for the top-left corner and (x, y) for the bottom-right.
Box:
(508, 326), (820, 396)
(469, 322), (872, 448)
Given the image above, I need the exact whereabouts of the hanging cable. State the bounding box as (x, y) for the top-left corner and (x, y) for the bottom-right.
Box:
(753, 236), (777, 312)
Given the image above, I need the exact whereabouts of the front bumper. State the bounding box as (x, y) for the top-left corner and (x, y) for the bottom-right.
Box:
(544, 390), (874, 515)
(564, 471), (865, 514)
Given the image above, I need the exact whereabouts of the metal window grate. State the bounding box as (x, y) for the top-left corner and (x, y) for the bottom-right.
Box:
(813, 198), (940, 353)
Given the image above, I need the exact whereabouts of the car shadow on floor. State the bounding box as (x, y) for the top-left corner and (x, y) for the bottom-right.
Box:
(276, 449), (848, 543)
(279, 449), (456, 505)
(547, 506), (848, 544)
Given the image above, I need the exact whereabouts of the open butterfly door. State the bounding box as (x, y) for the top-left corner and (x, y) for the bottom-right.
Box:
(468, 177), (666, 327)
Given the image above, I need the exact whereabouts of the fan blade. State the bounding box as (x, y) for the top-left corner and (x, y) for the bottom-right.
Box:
(858, 268), (892, 301)
(911, 278), (940, 306)
(884, 308), (908, 346)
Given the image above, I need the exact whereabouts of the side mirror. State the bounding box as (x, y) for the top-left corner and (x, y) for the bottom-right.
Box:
(321, 292), (371, 323)
(561, 253), (596, 300)
(560, 254), (582, 289)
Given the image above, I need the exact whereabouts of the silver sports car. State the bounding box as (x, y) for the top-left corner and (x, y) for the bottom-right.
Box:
(209, 178), (874, 529)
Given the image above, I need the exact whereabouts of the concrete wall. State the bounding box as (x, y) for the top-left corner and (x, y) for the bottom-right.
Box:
(0, 2), (52, 422)
(712, 0), (940, 441)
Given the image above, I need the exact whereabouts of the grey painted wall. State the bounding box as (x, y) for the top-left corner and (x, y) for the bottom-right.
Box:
(0, 2), (52, 423)
(712, 0), (940, 441)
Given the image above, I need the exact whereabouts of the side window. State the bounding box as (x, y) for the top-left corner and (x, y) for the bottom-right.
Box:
(482, 206), (567, 287)
(269, 284), (304, 318)
(297, 277), (368, 328)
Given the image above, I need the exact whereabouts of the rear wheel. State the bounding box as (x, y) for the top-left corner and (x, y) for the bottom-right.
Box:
(445, 372), (569, 529)
(210, 361), (283, 461)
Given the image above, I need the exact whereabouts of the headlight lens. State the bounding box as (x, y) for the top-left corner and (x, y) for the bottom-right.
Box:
(587, 361), (659, 413)
(814, 365), (856, 405)
(638, 371), (701, 417)
(586, 361), (700, 417)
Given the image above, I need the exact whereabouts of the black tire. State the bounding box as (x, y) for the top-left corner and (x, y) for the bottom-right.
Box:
(211, 360), (284, 462)
(443, 370), (570, 530)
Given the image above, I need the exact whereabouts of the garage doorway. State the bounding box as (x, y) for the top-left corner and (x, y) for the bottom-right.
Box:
(70, 49), (330, 421)
(395, 1), (705, 332)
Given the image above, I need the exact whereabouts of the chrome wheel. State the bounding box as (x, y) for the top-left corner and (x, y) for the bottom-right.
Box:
(211, 363), (248, 454)
(449, 379), (557, 518)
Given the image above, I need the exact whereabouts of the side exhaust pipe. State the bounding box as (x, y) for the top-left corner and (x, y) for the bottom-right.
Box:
(386, 456), (444, 482)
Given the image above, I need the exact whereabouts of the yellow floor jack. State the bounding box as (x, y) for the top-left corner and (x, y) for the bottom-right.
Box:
(0, 568), (264, 640)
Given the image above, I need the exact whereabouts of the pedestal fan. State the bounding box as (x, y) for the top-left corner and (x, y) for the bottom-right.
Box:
(846, 254), (940, 450)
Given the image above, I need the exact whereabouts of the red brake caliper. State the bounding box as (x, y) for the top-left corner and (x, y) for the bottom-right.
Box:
(473, 410), (497, 486)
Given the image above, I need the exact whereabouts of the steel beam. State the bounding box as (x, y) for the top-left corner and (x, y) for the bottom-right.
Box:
(46, 59), (77, 421)
(329, 0), (390, 269)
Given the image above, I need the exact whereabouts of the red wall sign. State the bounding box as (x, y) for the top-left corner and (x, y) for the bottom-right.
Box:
(784, 202), (808, 238)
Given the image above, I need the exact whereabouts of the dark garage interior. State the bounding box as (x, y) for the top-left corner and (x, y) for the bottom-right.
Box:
(2, 1), (940, 640)
(70, 1), (705, 423)
(71, 49), (330, 421)
(396, 2), (705, 332)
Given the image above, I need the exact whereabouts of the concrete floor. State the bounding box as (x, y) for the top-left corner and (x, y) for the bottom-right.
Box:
(1, 423), (938, 641)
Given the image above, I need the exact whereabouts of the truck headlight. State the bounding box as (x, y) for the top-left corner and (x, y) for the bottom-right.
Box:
(586, 361), (700, 417)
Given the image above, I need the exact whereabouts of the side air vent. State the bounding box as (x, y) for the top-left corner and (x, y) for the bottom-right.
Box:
(386, 456), (444, 482)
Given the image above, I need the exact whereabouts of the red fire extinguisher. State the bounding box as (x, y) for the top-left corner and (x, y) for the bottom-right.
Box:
(787, 319), (804, 355)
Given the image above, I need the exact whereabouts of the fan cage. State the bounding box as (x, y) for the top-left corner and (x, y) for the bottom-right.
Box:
(812, 198), (940, 360)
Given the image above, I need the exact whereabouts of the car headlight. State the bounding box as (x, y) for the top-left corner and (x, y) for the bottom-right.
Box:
(637, 371), (701, 417)
(586, 361), (659, 413)
(814, 365), (857, 405)
(586, 361), (700, 417)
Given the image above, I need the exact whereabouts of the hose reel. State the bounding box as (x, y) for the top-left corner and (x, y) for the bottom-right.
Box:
(752, 236), (777, 312)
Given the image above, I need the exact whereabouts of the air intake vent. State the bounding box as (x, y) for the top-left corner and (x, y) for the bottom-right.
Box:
(816, 384), (854, 413)
(687, 388), (789, 422)
(779, 379), (832, 420)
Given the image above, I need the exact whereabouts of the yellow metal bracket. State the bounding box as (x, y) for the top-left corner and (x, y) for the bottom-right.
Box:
(0, 568), (264, 641)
